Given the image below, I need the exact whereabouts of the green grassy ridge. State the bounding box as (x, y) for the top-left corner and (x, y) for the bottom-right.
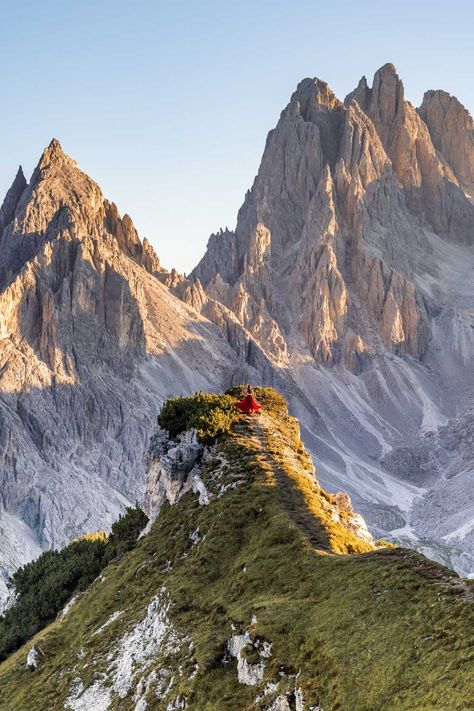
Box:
(0, 389), (473, 710)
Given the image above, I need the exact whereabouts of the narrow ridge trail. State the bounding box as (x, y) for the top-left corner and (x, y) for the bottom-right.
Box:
(240, 412), (474, 602)
(244, 412), (332, 552)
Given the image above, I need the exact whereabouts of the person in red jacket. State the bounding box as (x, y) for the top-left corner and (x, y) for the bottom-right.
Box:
(235, 384), (262, 414)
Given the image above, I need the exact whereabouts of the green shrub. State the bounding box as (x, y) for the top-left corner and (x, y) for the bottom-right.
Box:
(0, 538), (107, 660)
(158, 392), (239, 443)
(104, 506), (149, 563)
(0, 506), (148, 661)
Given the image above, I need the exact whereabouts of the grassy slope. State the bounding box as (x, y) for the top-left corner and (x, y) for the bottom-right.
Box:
(0, 389), (473, 710)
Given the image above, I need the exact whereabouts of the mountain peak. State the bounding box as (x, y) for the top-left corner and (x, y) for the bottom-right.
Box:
(345, 63), (404, 114)
(376, 61), (399, 78)
(0, 136), (169, 289)
(291, 76), (343, 115)
(344, 74), (369, 107)
(418, 88), (474, 193)
(371, 62), (404, 95)
(368, 61), (405, 125)
(0, 164), (27, 234)
(36, 138), (70, 172)
(15, 139), (103, 243)
(47, 137), (64, 154)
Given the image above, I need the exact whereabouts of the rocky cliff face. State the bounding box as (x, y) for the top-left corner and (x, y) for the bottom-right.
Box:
(193, 65), (474, 367)
(192, 65), (474, 575)
(0, 141), (257, 600)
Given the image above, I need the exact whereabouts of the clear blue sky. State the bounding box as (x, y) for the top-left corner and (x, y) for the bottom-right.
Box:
(0, 0), (472, 273)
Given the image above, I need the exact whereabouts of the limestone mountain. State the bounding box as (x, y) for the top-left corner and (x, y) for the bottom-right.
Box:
(0, 390), (472, 711)
(0, 140), (258, 600)
(192, 64), (474, 574)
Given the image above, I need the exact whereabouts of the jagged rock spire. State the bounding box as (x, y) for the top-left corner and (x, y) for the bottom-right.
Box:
(368, 63), (405, 126)
(344, 75), (369, 108)
(30, 138), (76, 188)
(45, 137), (66, 158)
(0, 165), (27, 234)
(345, 63), (403, 119)
(341, 63), (474, 242)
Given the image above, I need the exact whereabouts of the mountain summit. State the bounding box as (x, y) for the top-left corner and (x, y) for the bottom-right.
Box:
(0, 137), (164, 285)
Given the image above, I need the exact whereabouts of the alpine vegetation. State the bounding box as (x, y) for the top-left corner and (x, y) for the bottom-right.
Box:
(0, 390), (472, 710)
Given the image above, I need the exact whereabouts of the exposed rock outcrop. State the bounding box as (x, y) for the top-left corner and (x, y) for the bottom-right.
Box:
(26, 646), (40, 671)
(145, 428), (208, 521)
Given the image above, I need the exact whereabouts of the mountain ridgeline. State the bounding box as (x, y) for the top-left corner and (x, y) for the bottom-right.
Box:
(0, 389), (472, 710)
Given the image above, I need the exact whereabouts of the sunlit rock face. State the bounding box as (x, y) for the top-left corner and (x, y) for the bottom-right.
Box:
(347, 64), (474, 244)
(0, 140), (249, 599)
(193, 65), (474, 575)
(193, 68), (441, 366)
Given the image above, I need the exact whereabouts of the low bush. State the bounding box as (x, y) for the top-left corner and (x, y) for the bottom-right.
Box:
(0, 506), (148, 661)
(103, 506), (149, 563)
(158, 392), (239, 443)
